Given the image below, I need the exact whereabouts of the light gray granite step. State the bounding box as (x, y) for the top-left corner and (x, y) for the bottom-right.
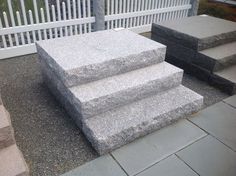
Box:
(70, 62), (183, 118)
(152, 16), (236, 51)
(37, 29), (166, 87)
(0, 105), (15, 150)
(197, 42), (236, 72)
(0, 144), (29, 176)
(82, 85), (203, 155)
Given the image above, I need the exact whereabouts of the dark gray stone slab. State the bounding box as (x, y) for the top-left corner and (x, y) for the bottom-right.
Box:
(190, 102), (236, 151)
(213, 65), (236, 94)
(83, 86), (203, 155)
(37, 29), (166, 87)
(198, 41), (236, 72)
(137, 155), (198, 176)
(177, 136), (236, 176)
(111, 120), (206, 176)
(152, 16), (236, 51)
(223, 95), (236, 108)
(61, 155), (126, 176)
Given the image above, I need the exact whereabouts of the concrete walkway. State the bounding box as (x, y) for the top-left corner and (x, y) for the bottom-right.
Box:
(62, 95), (236, 176)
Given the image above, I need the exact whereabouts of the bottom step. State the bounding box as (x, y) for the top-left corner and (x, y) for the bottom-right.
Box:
(0, 144), (29, 176)
(213, 65), (236, 94)
(83, 85), (203, 155)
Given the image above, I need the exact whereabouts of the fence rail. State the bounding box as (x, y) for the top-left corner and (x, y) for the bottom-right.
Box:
(0, 0), (198, 59)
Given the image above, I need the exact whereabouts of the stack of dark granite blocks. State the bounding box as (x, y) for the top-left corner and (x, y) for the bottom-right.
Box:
(152, 15), (236, 94)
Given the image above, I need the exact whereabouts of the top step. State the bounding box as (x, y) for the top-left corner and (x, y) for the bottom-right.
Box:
(37, 29), (166, 87)
(152, 16), (236, 51)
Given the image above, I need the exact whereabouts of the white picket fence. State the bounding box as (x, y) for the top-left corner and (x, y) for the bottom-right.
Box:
(0, 0), (195, 59)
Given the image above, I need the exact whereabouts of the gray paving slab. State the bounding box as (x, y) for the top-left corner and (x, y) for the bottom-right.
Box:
(189, 102), (236, 151)
(83, 86), (203, 155)
(37, 29), (166, 87)
(136, 155), (198, 176)
(61, 155), (126, 176)
(111, 119), (206, 176)
(177, 135), (236, 176)
(223, 95), (236, 108)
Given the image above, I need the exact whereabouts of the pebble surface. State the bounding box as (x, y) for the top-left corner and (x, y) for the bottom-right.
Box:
(0, 53), (228, 175)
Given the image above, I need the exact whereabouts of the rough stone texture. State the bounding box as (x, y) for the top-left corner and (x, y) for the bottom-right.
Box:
(37, 29), (166, 87)
(37, 29), (204, 155)
(0, 105), (15, 150)
(83, 86), (203, 155)
(151, 33), (196, 64)
(198, 42), (236, 72)
(152, 16), (236, 51)
(0, 144), (29, 176)
(70, 62), (183, 118)
(214, 65), (236, 94)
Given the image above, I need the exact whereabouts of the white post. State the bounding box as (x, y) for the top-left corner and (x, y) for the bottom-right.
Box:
(188, 0), (199, 16)
(94, 0), (105, 31)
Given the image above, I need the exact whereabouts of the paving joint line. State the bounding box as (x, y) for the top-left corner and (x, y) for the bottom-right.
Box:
(222, 100), (236, 109)
(109, 153), (129, 176)
(175, 154), (200, 176)
(131, 134), (208, 176)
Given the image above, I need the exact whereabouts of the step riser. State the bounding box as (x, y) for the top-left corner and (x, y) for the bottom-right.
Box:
(41, 58), (183, 119)
(79, 71), (183, 118)
(37, 44), (166, 87)
(83, 93), (203, 155)
(197, 53), (236, 72)
(152, 24), (236, 51)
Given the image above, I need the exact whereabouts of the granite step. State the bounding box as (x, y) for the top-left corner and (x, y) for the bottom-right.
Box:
(152, 16), (236, 51)
(212, 65), (236, 94)
(70, 62), (183, 119)
(0, 105), (15, 150)
(82, 85), (203, 155)
(0, 144), (29, 176)
(37, 29), (166, 87)
(197, 42), (236, 72)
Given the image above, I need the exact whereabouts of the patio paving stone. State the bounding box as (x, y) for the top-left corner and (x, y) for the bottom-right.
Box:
(136, 155), (198, 176)
(189, 102), (236, 151)
(61, 154), (127, 176)
(111, 119), (206, 176)
(223, 95), (236, 108)
(176, 135), (236, 176)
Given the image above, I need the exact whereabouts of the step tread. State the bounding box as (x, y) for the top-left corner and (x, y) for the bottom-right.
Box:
(70, 62), (182, 103)
(0, 144), (29, 176)
(37, 29), (166, 87)
(199, 42), (236, 60)
(83, 85), (203, 154)
(215, 65), (236, 83)
(70, 62), (183, 118)
(155, 16), (236, 40)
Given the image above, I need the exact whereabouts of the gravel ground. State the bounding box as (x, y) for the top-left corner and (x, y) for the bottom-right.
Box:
(0, 54), (228, 176)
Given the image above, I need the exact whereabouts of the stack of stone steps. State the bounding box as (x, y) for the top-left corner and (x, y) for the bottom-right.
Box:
(0, 95), (29, 176)
(151, 15), (236, 94)
(36, 29), (203, 155)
